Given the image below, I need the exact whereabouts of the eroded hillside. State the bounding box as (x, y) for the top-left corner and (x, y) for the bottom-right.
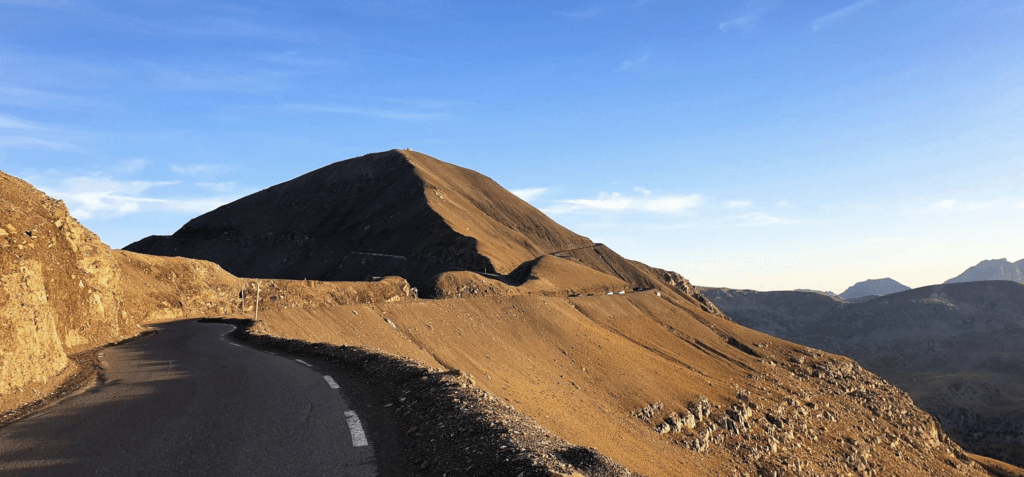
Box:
(3, 156), (1018, 476)
(704, 283), (1024, 467)
(122, 150), (720, 317)
(0, 170), (416, 417)
(251, 289), (992, 476)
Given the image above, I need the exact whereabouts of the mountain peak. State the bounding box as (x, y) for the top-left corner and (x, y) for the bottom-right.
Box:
(839, 277), (910, 300)
(945, 258), (1024, 285)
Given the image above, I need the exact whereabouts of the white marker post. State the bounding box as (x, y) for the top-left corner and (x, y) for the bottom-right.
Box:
(254, 282), (261, 321)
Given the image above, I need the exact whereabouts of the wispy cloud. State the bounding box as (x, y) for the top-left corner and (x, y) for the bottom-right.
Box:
(385, 98), (471, 109)
(171, 164), (228, 176)
(39, 175), (231, 219)
(547, 189), (703, 214)
(195, 182), (238, 193)
(150, 66), (282, 92)
(557, 7), (605, 19)
(0, 0), (73, 7)
(118, 158), (150, 173)
(812, 0), (878, 31)
(89, 11), (314, 41)
(866, 237), (908, 243)
(618, 53), (651, 71)
(719, 14), (758, 32)
(0, 113), (82, 151)
(0, 113), (43, 130)
(255, 51), (342, 69)
(511, 188), (547, 201)
(279, 103), (446, 121)
(726, 200), (752, 209)
(776, 200), (790, 207)
(931, 199), (998, 211)
(0, 136), (81, 151)
(0, 85), (80, 109)
(558, 0), (653, 19)
(725, 211), (793, 227)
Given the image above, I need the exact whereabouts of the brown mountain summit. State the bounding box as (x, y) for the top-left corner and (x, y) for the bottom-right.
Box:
(127, 150), (588, 283)
(125, 149), (719, 313)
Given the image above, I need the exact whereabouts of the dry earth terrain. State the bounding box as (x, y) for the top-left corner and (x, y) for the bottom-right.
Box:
(3, 151), (1022, 476)
(703, 284), (1024, 467)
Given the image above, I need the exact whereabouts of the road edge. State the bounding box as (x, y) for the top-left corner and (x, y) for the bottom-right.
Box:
(201, 317), (638, 477)
(0, 330), (158, 429)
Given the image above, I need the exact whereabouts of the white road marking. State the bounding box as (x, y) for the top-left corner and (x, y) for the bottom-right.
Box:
(295, 359), (312, 367)
(230, 343), (241, 347)
(344, 410), (369, 447)
(323, 375), (340, 389)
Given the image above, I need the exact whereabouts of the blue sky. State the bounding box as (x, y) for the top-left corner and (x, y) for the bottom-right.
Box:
(1, 0), (1022, 292)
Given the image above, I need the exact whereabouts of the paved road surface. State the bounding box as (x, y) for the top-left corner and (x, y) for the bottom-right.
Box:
(0, 321), (377, 476)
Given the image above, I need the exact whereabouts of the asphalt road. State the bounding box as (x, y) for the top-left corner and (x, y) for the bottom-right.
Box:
(0, 321), (378, 477)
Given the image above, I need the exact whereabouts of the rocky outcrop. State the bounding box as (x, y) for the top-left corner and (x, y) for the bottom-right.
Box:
(705, 282), (1024, 467)
(1, 171), (416, 416)
(1, 172), (135, 406)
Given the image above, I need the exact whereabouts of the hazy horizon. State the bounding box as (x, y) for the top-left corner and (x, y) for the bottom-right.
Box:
(2, 1), (1021, 293)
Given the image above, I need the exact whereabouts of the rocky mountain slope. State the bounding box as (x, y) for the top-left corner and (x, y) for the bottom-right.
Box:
(4, 154), (1018, 476)
(125, 149), (721, 315)
(0, 170), (415, 418)
(839, 277), (910, 299)
(946, 258), (1024, 285)
(703, 283), (1024, 467)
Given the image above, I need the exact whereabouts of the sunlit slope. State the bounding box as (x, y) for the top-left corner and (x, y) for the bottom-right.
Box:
(123, 150), (719, 313)
(254, 289), (991, 477)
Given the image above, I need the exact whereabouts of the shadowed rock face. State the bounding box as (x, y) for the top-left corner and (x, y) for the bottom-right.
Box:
(126, 150), (590, 288)
(946, 258), (1024, 285)
(703, 282), (1024, 467)
(124, 150), (722, 313)
(839, 277), (910, 300)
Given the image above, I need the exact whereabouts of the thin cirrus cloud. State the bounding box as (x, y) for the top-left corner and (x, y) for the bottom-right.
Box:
(195, 182), (239, 193)
(931, 199), (999, 211)
(0, 0), (72, 7)
(39, 175), (231, 219)
(726, 200), (752, 209)
(0, 85), (77, 109)
(279, 103), (447, 121)
(557, 7), (605, 19)
(618, 53), (651, 71)
(719, 14), (758, 32)
(811, 0), (878, 31)
(546, 191), (704, 214)
(171, 164), (229, 176)
(119, 158), (150, 173)
(150, 65), (281, 92)
(0, 113), (44, 130)
(511, 188), (547, 201)
(728, 211), (791, 226)
(0, 113), (83, 152)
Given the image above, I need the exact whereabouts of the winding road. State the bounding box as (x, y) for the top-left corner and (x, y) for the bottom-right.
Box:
(0, 321), (378, 476)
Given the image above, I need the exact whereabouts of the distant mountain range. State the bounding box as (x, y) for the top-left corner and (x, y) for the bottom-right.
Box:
(702, 281), (1024, 467)
(838, 278), (910, 300)
(946, 258), (1024, 285)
